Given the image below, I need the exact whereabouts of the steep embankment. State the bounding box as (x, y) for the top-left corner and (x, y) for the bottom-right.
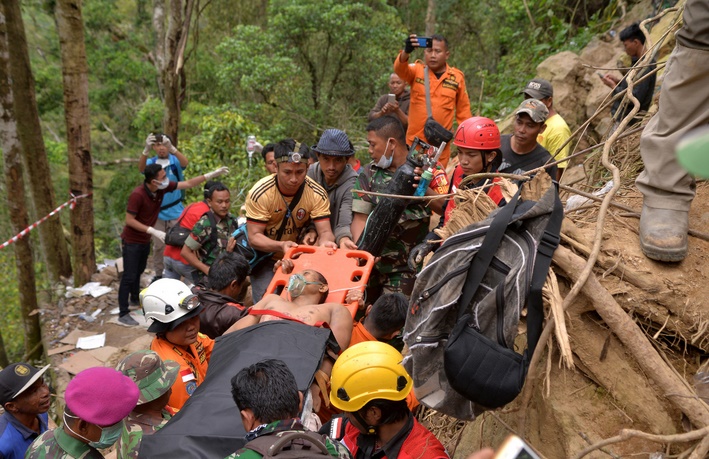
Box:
(433, 2), (709, 458)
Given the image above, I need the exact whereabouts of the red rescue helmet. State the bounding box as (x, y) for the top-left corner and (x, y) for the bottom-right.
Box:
(454, 117), (501, 150)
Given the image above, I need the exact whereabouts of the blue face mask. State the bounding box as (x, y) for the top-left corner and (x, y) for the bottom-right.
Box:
(287, 273), (324, 299)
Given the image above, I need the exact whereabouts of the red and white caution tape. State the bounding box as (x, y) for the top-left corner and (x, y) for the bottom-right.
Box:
(0, 192), (92, 250)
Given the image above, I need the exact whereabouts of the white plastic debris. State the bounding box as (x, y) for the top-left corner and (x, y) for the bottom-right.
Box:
(565, 180), (614, 212)
(76, 333), (106, 350)
(63, 282), (113, 299)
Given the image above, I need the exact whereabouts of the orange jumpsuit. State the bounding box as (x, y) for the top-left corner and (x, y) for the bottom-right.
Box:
(150, 333), (214, 410)
(394, 52), (472, 167)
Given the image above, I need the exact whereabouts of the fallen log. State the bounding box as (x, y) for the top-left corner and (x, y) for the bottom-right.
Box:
(561, 219), (659, 292)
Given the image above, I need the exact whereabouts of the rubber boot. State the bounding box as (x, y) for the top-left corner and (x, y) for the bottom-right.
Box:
(639, 205), (688, 262)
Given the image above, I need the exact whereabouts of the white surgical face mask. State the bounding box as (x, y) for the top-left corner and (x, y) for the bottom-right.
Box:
(375, 139), (393, 169)
(155, 178), (169, 190)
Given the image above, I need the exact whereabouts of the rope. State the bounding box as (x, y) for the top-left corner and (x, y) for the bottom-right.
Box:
(0, 192), (92, 250)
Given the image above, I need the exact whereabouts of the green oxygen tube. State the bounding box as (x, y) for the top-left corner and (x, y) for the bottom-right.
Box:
(413, 141), (446, 197)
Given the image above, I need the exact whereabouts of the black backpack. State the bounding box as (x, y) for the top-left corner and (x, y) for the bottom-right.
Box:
(403, 176), (562, 420)
(243, 431), (339, 458)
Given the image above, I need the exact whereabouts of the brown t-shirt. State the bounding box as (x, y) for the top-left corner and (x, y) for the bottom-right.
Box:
(121, 182), (178, 244)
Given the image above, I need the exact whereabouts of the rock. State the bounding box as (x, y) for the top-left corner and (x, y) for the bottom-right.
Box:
(99, 265), (119, 280)
(140, 273), (153, 289)
(91, 272), (115, 286)
(535, 51), (587, 129)
(579, 37), (617, 66)
(537, 51), (581, 82)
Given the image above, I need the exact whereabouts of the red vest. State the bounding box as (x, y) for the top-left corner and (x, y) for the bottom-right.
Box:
(342, 418), (448, 459)
(444, 165), (503, 224)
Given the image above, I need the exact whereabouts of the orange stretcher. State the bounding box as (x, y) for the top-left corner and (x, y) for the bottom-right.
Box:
(265, 246), (375, 317)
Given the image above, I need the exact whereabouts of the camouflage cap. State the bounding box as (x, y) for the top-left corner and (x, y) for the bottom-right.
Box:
(116, 350), (179, 405)
(515, 98), (549, 124)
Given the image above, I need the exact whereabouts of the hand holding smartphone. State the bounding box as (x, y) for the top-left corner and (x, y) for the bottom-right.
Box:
(417, 37), (433, 48)
(494, 435), (541, 459)
(387, 94), (396, 105)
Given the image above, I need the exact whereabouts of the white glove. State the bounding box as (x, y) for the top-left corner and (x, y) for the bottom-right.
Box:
(205, 166), (229, 180)
(143, 134), (157, 156)
(162, 136), (178, 154)
(253, 141), (263, 153)
(146, 227), (166, 243)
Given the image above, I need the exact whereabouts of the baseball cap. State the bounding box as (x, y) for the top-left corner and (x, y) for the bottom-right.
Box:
(515, 99), (549, 124)
(0, 363), (50, 406)
(523, 78), (553, 99)
(116, 350), (179, 405)
(65, 367), (139, 426)
(313, 129), (354, 157)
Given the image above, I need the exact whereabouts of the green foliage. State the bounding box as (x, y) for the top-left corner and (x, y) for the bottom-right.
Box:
(0, 250), (26, 362)
(180, 106), (262, 208)
(100, 166), (138, 257)
(131, 97), (166, 136)
(45, 138), (67, 166)
(6, 0), (619, 350)
(215, 0), (406, 140)
(438, 0), (610, 118)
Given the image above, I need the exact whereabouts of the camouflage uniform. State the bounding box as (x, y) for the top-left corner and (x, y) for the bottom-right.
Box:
(115, 410), (171, 459)
(353, 162), (447, 297)
(25, 428), (103, 459)
(183, 212), (239, 273)
(114, 350), (178, 458)
(224, 419), (350, 459)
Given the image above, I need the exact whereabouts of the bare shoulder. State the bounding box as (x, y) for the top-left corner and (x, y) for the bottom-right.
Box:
(321, 302), (351, 318)
(259, 294), (288, 310)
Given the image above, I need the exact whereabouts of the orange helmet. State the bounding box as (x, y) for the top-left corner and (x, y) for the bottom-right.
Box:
(454, 117), (501, 150)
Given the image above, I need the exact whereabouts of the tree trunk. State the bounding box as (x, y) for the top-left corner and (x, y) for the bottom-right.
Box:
(0, 329), (9, 367)
(0, 10), (43, 361)
(153, 0), (194, 145)
(2, 0), (72, 282)
(55, 0), (95, 287)
(425, 0), (436, 36)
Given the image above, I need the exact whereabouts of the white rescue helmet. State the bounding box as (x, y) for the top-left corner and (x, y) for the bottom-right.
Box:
(140, 278), (202, 333)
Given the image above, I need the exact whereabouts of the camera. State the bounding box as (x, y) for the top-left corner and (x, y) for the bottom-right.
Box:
(154, 133), (164, 144)
(417, 37), (433, 48)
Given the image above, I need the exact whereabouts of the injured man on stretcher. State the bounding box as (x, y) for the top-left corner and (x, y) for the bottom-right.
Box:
(226, 259), (363, 351)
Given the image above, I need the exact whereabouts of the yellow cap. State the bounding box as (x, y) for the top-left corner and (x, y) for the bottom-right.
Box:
(329, 341), (413, 412)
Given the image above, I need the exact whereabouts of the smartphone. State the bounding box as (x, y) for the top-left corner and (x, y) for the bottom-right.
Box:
(494, 435), (541, 459)
(154, 133), (164, 144)
(387, 93), (396, 105)
(417, 36), (433, 48)
(597, 72), (605, 79)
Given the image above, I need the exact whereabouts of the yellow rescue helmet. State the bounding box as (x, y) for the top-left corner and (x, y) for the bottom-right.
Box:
(329, 341), (413, 412)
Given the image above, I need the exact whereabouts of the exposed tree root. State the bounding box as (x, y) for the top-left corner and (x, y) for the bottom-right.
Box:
(573, 424), (709, 459)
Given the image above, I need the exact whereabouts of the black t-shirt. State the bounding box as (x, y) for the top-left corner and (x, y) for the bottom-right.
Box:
(499, 134), (557, 179)
(611, 55), (657, 123)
